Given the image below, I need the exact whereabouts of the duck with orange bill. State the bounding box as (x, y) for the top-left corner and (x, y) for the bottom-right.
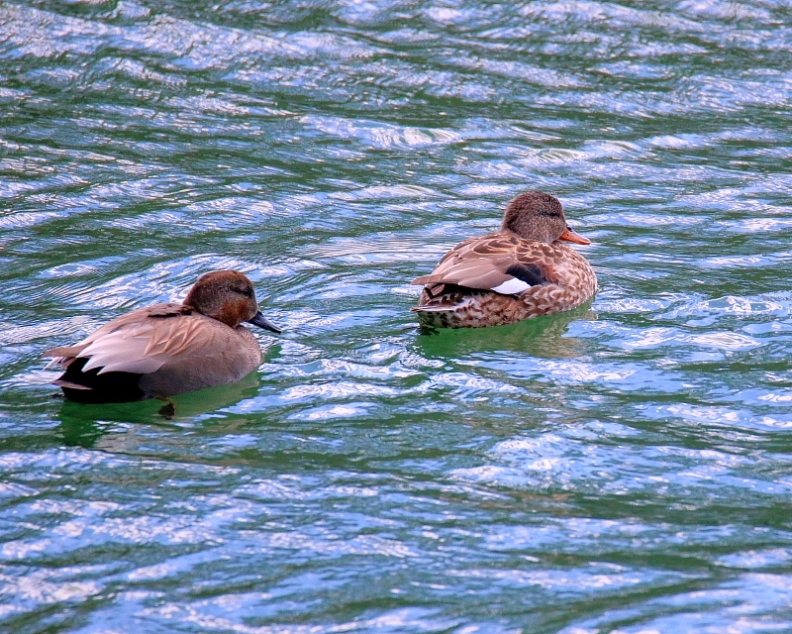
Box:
(412, 191), (597, 329)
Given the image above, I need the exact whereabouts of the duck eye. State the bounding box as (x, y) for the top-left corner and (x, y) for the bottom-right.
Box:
(235, 286), (254, 298)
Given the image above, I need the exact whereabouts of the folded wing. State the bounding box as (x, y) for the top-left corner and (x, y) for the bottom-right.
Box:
(412, 234), (551, 296)
(44, 303), (210, 375)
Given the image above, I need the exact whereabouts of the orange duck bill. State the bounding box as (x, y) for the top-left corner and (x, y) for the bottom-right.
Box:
(559, 227), (591, 245)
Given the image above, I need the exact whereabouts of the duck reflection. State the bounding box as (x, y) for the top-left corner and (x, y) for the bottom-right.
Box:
(57, 371), (261, 449)
(415, 301), (597, 360)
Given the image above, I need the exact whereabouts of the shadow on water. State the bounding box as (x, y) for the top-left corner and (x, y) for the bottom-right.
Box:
(56, 372), (262, 448)
(412, 301), (598, 360)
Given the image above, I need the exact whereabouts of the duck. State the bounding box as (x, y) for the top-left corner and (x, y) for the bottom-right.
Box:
(44, 270), (281, 403)
(411, 191), (597, 328)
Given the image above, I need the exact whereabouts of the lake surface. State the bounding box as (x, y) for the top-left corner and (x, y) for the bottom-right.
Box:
(3, 1), (792, 632)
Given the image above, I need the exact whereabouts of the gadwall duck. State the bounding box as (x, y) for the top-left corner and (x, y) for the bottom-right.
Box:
(44, 270), (281, 403)
(412, 191), (597, 328)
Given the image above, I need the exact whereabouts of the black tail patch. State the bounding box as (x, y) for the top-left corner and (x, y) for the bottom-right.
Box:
(58, 357), (146, 404)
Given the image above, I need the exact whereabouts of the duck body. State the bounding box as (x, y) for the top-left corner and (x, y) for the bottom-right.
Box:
(412, 191), (597, 329)
(45, 271), (281, 403)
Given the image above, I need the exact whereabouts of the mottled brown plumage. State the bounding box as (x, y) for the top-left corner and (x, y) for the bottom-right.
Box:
(412, 191), (597, 328)
(44, 270), (281, 403)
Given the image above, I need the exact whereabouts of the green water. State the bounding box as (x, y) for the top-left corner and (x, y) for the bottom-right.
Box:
(3, 1), (792, 632)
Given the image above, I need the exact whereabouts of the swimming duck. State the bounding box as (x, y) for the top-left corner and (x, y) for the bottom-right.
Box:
(411, 191), (597, 328)
(44, 270), (281, 403)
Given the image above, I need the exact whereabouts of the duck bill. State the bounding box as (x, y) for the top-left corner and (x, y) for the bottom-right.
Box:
(559, 227), (591, 245)
(248, 311), (282, 333)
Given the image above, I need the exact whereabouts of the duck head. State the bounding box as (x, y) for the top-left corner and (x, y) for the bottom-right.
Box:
(184, 270), (281, 333)
(501, 191), (591, 246)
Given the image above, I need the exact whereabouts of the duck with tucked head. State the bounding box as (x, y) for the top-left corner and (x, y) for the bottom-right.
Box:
(45, 270), (281, 403)
(411, 191), (597, 328)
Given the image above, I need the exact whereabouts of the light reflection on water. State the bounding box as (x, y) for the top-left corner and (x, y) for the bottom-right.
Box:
(3, 0), (792, 632)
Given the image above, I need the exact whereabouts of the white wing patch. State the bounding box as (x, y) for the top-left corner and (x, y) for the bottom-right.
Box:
(490, 278), (531, 295)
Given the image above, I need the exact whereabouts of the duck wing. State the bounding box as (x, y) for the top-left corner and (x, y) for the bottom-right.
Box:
(44, 303), (210, 375)
(412, 233), (554, 296)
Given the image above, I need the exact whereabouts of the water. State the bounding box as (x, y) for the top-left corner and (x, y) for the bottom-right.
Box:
(3, 1), (792, 631)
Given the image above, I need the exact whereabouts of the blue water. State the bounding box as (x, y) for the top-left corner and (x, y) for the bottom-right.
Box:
(3, 1), (792, 632)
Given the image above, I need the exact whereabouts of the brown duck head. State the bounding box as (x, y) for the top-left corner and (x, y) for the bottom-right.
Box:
(501, 191), (591, 245)
(184, 270), (281, 333)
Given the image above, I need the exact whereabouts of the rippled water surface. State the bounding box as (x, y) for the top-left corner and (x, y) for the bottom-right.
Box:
(4, 1), (792, 632)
